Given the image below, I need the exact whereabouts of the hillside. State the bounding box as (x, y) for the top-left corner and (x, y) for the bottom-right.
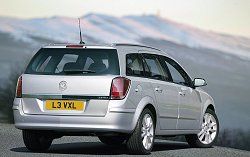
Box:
(0, 13), (250, 59)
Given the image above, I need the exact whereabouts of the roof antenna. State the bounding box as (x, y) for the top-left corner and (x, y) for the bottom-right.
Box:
(78, 18), (85, 44)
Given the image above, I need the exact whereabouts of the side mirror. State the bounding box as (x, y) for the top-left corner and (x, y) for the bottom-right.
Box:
(193, 78), (207, 87)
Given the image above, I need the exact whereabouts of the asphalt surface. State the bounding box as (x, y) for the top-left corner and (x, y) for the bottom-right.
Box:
(0, 124), (250, 157)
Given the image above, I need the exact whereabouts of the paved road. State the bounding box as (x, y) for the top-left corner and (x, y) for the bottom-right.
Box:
(0, 123), (250, 157)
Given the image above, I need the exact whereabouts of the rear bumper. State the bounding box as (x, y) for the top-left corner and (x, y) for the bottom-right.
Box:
(13, 103), (136, 134)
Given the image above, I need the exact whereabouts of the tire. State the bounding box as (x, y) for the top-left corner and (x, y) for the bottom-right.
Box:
(22, 130), (52, 152)
(126, 108), (155, 154)
(98, 136), (126, 146)
(185, 109), (219, 148)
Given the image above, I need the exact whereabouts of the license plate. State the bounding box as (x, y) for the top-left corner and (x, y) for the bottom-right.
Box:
(46, 100), (84, 111)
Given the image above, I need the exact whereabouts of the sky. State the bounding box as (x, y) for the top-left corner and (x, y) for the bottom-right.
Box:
(0, 0), (250, 38)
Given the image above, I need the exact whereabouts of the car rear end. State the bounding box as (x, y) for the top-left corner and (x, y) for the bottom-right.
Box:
(13, 45), (134, 133)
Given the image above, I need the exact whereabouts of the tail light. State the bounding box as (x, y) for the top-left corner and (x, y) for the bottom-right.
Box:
(16, 76), (22, 98)
(111, 77), (131, 99)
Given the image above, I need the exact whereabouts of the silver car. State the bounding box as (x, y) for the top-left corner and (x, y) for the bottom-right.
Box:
(13, 43), (219, 154)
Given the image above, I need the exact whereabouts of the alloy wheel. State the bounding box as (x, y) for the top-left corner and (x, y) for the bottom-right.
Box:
(198, 113), (218, 144)
(141, 113), (154, 150)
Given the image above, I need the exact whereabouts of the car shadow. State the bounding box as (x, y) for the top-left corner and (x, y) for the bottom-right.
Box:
(11, 141), (190, 155)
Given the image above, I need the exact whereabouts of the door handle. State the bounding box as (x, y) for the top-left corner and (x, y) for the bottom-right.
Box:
(180, 87), (187, 92)
(155, 87), (163, 93)
(135, 85), (142, 93)
(179, 87), (187, 96)
(179, 91), (186, 96)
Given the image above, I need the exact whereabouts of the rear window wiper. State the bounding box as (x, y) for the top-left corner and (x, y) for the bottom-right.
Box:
(63, 69), (96, 74)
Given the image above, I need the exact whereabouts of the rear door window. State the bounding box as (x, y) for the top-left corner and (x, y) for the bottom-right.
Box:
(25, 48), (120, 75)
(142, 54), (169, 81)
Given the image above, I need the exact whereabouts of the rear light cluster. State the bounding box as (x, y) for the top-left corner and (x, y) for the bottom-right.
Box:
(16, 76), (22, 98)
(111, 77), (131, 99)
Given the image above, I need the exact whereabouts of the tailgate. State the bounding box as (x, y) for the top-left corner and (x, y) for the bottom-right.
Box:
(21, 74), (115, 116)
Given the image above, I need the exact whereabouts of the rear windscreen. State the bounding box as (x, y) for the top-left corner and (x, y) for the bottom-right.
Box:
(25, 48), (120, 75)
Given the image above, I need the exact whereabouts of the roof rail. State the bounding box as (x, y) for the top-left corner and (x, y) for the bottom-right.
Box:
(113, 43), (161, 51)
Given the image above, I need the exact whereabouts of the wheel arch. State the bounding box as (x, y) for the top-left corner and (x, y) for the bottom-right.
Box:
(207, 104), (215, 112)
(131, 96), (159, 132)
(199, 99), (216, 129)
(144, 104), (157, 126)
(203, 103), (216, 115)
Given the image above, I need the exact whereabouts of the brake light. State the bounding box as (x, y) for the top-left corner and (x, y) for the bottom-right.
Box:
(111, 77), (131, 99)
(16, 76), (22, 98)
(66, 45), (83, 48)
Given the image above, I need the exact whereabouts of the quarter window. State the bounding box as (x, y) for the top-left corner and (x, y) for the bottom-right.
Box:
(126, 53), (144, 77)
